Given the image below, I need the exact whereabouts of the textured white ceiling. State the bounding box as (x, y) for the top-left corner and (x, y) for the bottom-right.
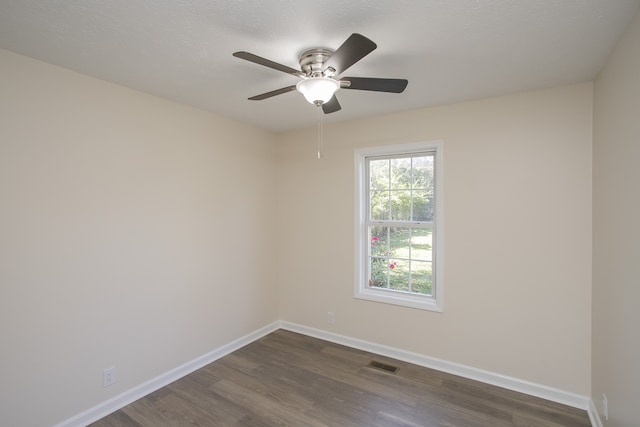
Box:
(1, 0), (638, 131)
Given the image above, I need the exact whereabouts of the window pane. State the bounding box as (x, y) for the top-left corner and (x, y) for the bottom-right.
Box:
(412, 190), (434, 221)
(389, 227), (409, 258)
(370, 190), (389, 220)
(412, 155), (434, 190)
(389, 259), (410, 291)
(369, 226), (388, 257)
(412, 190), (427, 221)
(390, 190), (412, 220)
(410, 261), (432, 295)
(411, 227), (432, 261)
(369, 257), (388, 288)
(369, 159), (390, 191)
(391, 157), (411, 190)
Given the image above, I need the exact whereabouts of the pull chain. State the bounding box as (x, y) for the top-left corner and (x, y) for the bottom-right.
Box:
(317, 104), (323, 159)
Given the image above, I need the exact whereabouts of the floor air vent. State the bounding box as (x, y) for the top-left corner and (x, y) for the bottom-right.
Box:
(367, 360), (399, 374)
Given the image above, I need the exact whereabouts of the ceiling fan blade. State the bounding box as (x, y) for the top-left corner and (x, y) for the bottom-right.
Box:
(322, 95), (342, 114)
(341, 77), (408, 93)
(233, 51), (303, 77)
(248, 85), (297, 100)
(322, 34), (377, 76)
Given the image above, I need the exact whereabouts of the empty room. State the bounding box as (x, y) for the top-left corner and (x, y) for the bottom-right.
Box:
(1, 1), (639, 426)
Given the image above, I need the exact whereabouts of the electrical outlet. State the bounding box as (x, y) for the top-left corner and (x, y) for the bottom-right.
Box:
(602, 393), (608, 420)
(103, 367), (116, 388)
(327, 311), (335, 324)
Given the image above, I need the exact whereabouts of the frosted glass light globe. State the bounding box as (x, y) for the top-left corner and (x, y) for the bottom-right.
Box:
(296, 77), (340, 105)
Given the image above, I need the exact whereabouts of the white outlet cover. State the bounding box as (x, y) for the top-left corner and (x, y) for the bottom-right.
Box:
(103, 367), (116, 387)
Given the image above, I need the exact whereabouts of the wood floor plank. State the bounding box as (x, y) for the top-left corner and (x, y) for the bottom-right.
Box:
(120, 398), (185, 426)
(166, 375), (247, 423)
(371, 411), (426, 427)
(90, 410), (142, 427)
(90, 330), (591, 427)
(208, 362), (317, 413)
(210, 379), (329, 427)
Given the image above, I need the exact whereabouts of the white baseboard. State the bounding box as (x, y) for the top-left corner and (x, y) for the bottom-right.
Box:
(588, 399), (603, 427)
(54, 321), (280, 427)
(56, 320), (595, 427)
(279, 321), (592, 412)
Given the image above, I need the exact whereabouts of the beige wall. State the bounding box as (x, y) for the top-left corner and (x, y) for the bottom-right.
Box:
(277, 83), (593, 395)
(0, 49), (279, 427)
(593, 10), (640, 427)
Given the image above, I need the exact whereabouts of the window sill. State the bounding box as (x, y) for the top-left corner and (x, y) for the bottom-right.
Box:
(355, 287), (443, 312)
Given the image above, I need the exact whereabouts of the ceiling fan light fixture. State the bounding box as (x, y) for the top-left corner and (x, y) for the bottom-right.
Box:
(296, 77), (340, 105)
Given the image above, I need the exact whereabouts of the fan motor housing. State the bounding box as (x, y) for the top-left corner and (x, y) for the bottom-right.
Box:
(299, 48), (335, 77)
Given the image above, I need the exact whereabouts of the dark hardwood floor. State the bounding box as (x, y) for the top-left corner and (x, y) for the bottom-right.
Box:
(90, 329), (591, 426)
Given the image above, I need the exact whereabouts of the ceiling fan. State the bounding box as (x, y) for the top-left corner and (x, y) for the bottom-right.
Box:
(233, 33), (408, 114)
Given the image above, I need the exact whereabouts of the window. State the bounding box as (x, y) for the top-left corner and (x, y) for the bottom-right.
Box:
(354, 141), (443, 311)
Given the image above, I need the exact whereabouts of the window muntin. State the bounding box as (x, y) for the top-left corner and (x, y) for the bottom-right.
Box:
(355, 141), (443, 311)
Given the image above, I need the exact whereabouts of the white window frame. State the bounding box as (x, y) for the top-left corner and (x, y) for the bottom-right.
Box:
(354, 140), (444, 312)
